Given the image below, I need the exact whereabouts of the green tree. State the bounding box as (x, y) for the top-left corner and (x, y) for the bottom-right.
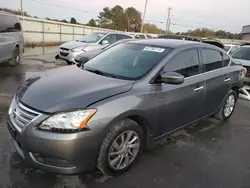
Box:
(70, 17), (77, 24)
(97, 7), (113, 26)
(111, 5), (127, 30)
(86, 19), (97, 27)
(125, 7), (142, 31)
(61, 19), (68, 23)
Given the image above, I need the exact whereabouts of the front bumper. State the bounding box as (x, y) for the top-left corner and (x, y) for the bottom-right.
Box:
(57, 50), (83, 63)
(7, 114), (101, 174)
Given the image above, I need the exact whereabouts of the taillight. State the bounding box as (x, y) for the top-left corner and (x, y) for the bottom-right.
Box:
(242, 67), (247, 75)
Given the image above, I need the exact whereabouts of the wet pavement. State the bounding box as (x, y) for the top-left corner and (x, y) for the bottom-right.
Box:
(1, 57), (250, 188)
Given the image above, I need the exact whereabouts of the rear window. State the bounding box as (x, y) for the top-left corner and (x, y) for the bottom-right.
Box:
(232, 47), (250, 60)
(0, 14), (21, 33)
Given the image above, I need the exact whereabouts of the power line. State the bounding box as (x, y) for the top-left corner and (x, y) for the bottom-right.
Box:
(29, 0), (99, 15)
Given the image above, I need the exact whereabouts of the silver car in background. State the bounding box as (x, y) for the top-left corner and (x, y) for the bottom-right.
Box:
(0, 11), (24, 66)
(56, 32), (133, 64)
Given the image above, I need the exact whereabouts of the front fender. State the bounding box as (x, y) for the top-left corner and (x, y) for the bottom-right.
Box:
(87, 94), (159, 144)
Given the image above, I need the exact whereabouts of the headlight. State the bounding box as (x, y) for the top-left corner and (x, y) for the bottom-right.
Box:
(39, 109), (96, 131)
(71, 46), (86, 52)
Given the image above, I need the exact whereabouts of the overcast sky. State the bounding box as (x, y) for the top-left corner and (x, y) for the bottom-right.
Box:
(2, 0), (250, 33)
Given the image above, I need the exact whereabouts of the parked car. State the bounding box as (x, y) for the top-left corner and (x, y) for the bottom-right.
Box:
(56, 32), (133, 64)
(158, 34), (202, 41)
(201, 39), (225, 51)
(8, 39), (244, 175)
(0, 11), (24, 66)
(231, 45), (250, 77)
(132, 33), (153, 39)
(74, 38), (136, 65)
(224, 44), (240, 55)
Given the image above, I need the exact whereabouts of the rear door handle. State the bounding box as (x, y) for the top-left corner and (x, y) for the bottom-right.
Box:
(224, 78), (231, 82)
(194, 86), (204, 92)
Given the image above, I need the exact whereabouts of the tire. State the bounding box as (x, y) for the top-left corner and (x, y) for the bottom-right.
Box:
(215, 90), (237, 121)
(97, 118), (145, 175)
(66, 60), (72, 65)
(8, 47), (20, 66)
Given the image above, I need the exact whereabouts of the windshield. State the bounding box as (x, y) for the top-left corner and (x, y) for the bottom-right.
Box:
(224, 45), (231, 52)
(84, 43), (172, 80)
(79, 33), (106, 43)
(232, 47), (250, 60)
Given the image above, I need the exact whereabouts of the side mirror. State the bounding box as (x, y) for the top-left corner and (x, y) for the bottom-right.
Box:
(102, 40), (109, 45)
(160, 72), (184, 84)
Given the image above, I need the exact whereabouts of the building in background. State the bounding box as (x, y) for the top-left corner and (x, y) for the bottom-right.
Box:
(242, 25), (250, 40)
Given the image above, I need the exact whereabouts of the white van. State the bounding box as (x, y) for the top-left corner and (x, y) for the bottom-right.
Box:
(0, 11), (24, 66)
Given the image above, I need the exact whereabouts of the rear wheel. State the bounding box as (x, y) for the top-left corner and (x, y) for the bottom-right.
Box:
(97, 119), (144, 175)
(8, 47), (20, 66)
(215, 90), (237, 121)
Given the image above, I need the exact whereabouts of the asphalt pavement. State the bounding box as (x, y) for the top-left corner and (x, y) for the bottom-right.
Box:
(1, 56), (250, 188)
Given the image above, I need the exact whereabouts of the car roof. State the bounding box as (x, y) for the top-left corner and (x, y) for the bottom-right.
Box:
(240, 45), (250, 48)
(127, 39), (212, 49)
(0, 11), (16, 16)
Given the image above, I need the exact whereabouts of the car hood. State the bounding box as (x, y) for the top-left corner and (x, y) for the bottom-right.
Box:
(17, 66), (134, 113)
(60, 41), (98, 50)
(234, 59), (250, 66)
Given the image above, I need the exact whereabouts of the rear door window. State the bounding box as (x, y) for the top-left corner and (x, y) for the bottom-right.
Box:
(139, 35), (146, 39)
(116, 34), (132, 40)
(202, 49), (223, 72)
(164, 49), (200, 78)
(146, 35), (153, 39)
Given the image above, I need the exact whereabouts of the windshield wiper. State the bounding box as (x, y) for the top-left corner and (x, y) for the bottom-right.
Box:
(84, 67), (116, 78)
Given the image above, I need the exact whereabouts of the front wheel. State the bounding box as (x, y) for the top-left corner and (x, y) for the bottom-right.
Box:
(66, 60), (72, 65)
(8, 47), (20, 66)
(97, 119), (144, 175)
(215, 90), (237, 121)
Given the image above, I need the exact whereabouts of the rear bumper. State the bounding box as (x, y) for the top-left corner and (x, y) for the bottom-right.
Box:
(7, 117), (101, 174)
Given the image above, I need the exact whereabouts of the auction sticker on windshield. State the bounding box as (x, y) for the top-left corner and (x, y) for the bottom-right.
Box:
(143, 46), (165, 53)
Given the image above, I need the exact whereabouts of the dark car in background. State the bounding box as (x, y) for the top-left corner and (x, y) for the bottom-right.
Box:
(158, 34), (201, 41)
(231, 45), (250, 77)
(0, 11), (24, 66)
(8, 39), (244, 175)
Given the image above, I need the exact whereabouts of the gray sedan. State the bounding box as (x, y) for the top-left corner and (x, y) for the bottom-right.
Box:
(8, 39), (244, 175)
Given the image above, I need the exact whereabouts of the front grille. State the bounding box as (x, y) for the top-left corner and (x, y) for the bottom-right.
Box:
(10, 99), (41, 131)
(31, 153), (74, 168)
(60, 51), (69, 57)
(60, 47), (69, 51)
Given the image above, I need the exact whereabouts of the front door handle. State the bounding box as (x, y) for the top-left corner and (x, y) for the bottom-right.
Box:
(194, 86), (204, 92)
(224, 78), (231, 82)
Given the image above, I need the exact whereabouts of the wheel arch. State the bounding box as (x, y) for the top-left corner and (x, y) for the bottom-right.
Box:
(104, 111), (152, 147)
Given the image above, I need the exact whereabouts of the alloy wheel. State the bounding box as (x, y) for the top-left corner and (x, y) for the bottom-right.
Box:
(108, 130), (140, 170)
(224, 94), (235, 117)
(14, 50), (20, 63)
